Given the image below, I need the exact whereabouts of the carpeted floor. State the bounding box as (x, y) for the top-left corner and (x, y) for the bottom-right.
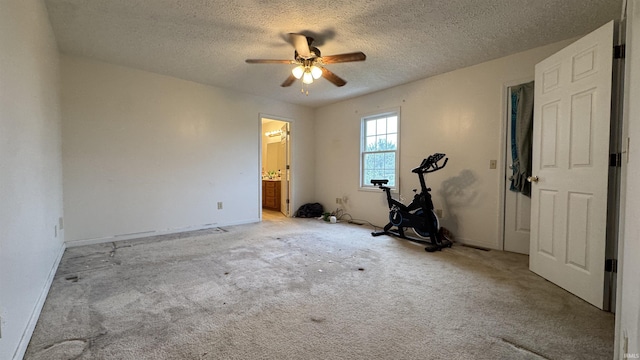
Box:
(25, 213), (614, 359)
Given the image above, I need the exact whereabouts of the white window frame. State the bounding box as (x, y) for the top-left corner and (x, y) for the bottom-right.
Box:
(359, 109), (400, 191)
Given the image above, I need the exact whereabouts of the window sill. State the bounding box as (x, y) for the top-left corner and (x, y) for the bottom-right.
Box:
(359, 186), (398, 194)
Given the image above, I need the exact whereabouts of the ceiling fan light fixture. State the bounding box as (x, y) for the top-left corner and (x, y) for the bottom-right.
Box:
(310, 65), (322, 79)
(292, 65), (305, 79)
(246, 33), (365, 90)
(265, 129), (283, 137)
(302, 71), (314, 84)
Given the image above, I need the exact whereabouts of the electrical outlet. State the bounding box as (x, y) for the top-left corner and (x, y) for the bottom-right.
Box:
(54, 225), (58, 237)
(59, 217), (64, 230)
(336, 197), (342, 204)
(217, 202), (223, 210)
(489, 160), (497, 169)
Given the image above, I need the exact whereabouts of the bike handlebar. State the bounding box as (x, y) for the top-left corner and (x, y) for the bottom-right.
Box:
(412, 153), (448, 174)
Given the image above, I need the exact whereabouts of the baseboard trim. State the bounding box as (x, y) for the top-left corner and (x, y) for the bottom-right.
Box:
(455, 237), (498, 251)
(12, 241), (66, 360)
(65, 218), (259, 247)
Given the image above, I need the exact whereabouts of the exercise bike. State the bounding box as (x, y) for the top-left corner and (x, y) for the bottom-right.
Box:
(371, 153), (451, 252)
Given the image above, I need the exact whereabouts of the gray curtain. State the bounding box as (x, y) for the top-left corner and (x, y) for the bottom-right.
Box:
(509, 81), (534, 197)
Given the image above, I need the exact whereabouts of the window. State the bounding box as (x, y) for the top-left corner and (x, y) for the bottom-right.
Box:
(360, 111), (399, 190)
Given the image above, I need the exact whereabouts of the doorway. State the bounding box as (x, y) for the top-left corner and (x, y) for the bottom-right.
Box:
(260, 116), (291, 219)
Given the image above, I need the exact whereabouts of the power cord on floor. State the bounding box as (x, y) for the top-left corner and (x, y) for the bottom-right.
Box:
(331, 208), (381, 232)
(331, 207), (456, 244)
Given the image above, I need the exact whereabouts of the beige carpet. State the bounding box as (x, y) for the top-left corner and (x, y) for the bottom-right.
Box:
(25, 214), (614, 359)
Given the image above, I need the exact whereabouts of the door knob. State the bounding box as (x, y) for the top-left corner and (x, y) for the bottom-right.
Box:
(527, 176), (539, 183)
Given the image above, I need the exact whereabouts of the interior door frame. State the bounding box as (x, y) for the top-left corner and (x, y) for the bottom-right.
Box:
(259, 113), (294, 220)
(604, 19), (626, 312)
(499, 77), (535, 251)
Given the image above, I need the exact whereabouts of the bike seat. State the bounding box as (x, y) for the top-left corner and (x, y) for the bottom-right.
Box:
(371, 179), (389, 187)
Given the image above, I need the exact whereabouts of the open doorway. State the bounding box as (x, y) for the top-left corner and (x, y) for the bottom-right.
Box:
(260, 116), (291, 220)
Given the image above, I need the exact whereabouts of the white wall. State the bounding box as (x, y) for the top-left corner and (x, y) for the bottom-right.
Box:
(0, 1), (65, 359)
(61, 56), (315, 245)
(616, 0), (640, 356)
(314, 40), (573, 249)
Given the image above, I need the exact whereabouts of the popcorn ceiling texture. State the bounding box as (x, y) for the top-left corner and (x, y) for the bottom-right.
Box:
(44, 0), (621, 107)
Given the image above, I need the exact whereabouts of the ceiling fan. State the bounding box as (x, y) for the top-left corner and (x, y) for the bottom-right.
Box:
(245, 33), (366, 88)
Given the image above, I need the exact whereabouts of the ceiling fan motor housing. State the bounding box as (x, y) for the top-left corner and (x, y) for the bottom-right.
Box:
(295, 47), (321, 62)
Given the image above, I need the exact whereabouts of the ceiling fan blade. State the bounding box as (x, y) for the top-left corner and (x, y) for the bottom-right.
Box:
(321, 67), (347, 87)
(281, 74), (297, 87)
(246, 59), (294, 64)
(289, 33), (311, 58)
(321, 52), (366, 64)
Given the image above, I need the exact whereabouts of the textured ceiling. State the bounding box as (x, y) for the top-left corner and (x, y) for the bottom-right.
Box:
(44, 0), (621, 108)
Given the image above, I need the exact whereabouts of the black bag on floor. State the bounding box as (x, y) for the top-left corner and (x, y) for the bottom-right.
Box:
(295, 203), (324, 218)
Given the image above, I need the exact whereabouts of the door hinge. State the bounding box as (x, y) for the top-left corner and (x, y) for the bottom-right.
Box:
(605, 259), (618, 273)
(286, 199), (290, 204)
(286, 165), (290, 170)
(609, 153), (622, 167)
(614, 44), (626, 59)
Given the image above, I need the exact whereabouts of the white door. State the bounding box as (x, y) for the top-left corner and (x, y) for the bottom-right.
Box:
(530, 21), (613, 309)
(504, 86), (532, 254)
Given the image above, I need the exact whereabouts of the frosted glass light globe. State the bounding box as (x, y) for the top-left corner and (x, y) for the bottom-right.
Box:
(292, 66), (304, 79)
(302, 71), (314, 84)
(310, 65), (323, 79)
